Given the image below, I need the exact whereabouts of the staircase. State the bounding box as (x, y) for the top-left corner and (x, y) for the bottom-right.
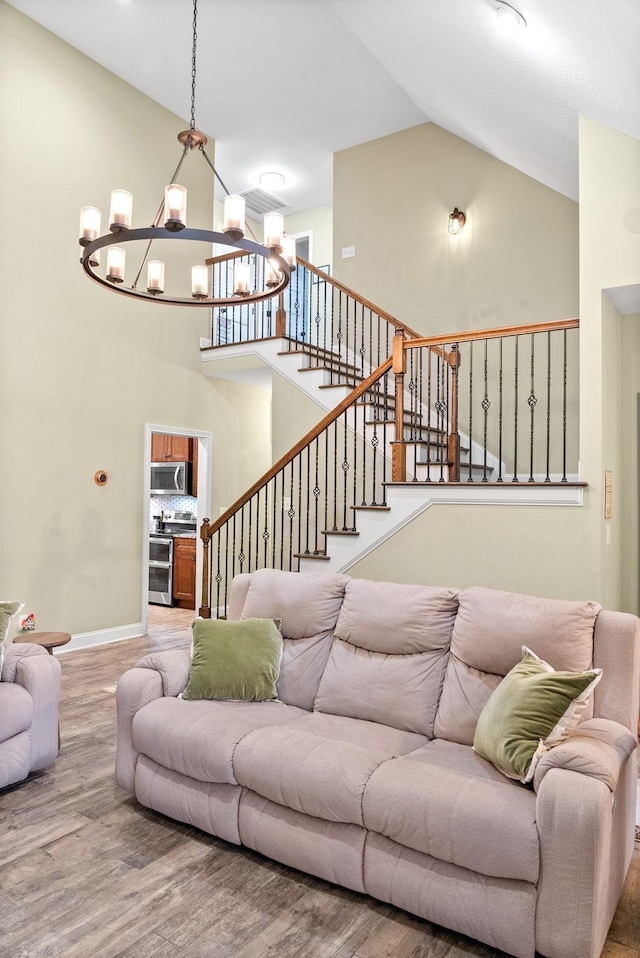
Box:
(199, 255), (582, 616)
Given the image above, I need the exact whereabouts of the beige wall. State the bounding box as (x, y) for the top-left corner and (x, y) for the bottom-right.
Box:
(271, 373), (326, 464)
(0, 4), (270, 636)
(348, 504), (600, 600)
(333, 123), (578, 336)
(579, 116), (640, 613)
(284, 205), (333, 271)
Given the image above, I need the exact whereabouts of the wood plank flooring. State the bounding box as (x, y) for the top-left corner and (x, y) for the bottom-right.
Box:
(1, 606), (639, 958)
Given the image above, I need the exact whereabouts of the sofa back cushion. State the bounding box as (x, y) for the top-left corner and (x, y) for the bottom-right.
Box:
(314, 579), (458, 735)
(434, 586), (602, 745)
(231, 569), (349, 710)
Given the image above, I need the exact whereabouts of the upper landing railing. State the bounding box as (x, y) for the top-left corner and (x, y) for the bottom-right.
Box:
(206, 251), (427, 386)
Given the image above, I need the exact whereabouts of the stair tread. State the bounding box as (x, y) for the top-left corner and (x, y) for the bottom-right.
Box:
(321, 529), (360, 537)
(350, 504), (390, 511)
(294, 551), (330, 560)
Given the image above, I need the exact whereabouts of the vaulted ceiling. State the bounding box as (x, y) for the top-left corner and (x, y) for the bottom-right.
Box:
(6, 0), (640, 214)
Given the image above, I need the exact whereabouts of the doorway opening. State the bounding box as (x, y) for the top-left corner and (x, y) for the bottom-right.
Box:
(142, 425), (212, 635)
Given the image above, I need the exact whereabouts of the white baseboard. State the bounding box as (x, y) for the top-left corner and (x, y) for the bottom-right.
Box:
(56, 622), (144, 654)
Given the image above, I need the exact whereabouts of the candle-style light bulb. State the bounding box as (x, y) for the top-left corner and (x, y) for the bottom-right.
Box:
(265, 259), (281, 288)
(264, 211), (284, 253)
(282, 233), (296, 270)
(223, 194), (246, 241)
(79, 206), (101, 246)
(147, 260), (165, 295)
(234, 261), (251, 297)
(191, 265), (208, 299)
(165, 184), (187, 232)
(106, 247), (126, 283)
(109, 190), (133, 232)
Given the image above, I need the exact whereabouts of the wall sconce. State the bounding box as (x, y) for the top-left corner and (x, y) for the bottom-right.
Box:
(448, 207), (466, 235)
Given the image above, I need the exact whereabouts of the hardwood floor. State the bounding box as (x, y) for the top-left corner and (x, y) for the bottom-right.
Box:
(2, 614), (639, 958)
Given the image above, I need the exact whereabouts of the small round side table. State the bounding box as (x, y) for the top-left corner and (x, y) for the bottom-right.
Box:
(13, 631), (71, 747)
(13, 631), (71, 654)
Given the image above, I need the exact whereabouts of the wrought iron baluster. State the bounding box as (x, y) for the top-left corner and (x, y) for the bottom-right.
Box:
(332, 419), (338, 530)
(297, 453), (303, 558)
(313, 437), (321, 553)
(342, 410), (349, 530)
(214, 533), (222, 618)
(426, 347), (432, 483)
(288, 463), (295, 570)
(482, 339), (490, 482)
(467, 342), (473, 482)
(223, 523), (229, 616)
(498, 338), (503, 482)
(513, 335), (519, 482)
(263, 484), (269, 566)
(545, 331), (551, 483)
(528, 333), (536, 482)
(254, 488), (260, 570)
(562, 329), (568, 482)
(352, 402), (358, 523)
(304, 445), (311, 554)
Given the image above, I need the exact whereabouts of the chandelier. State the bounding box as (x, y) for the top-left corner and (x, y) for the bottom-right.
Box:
(77, 0), (294, 307)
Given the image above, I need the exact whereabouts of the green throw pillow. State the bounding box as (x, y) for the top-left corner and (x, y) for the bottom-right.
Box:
(182, 617), (283, 702)
(473, 646), (602, 784)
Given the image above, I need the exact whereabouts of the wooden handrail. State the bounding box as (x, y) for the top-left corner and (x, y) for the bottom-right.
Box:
(296, 257), (423, 341)
(201, 354), (393, 541)
(404, 318), (579, 351)
(205, 249), (245, 267)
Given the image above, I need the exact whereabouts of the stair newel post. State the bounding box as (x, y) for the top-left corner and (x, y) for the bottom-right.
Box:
(392, 329), (407, 482)
(275, 292), (287, 338)
(199, 518), (211, 618)
(447, 345), (461, 482)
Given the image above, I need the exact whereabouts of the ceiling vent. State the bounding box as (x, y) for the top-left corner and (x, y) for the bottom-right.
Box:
(238, 187), (289, 217)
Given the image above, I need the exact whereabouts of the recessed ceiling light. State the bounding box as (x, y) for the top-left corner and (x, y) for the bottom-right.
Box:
(495, 1), (526, 30)
(259, 171), (286, 191)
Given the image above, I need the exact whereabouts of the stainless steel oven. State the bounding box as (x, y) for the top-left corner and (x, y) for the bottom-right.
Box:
(149, 535), (173, 606)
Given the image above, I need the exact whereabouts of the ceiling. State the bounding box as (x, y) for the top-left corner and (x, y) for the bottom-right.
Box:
(6, 0), (640, 214)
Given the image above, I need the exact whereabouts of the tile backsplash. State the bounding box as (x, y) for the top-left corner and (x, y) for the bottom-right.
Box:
(150, 495), (197, 520)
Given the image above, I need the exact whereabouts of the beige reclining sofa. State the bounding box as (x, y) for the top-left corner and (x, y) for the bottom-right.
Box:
(116, 570), (640, 958)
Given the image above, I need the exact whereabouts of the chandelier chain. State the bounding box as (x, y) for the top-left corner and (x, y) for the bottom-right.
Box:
(190, 0), (198, 131)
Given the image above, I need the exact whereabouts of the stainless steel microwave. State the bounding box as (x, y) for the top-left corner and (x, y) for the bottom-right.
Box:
(150, 461), (191, 495)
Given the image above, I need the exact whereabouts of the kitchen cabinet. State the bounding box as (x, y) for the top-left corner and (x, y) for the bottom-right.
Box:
(173, 537), (196, 609)
(151, 433), (191, 462)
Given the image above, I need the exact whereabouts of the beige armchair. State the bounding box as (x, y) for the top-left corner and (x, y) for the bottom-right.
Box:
(0, 643), (62, 789)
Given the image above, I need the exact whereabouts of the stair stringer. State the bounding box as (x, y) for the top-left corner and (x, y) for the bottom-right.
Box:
(298, 483), (584, 575)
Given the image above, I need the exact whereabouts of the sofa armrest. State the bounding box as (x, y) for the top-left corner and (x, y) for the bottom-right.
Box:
(536, 746), (636, 958)
(134, 649), (191, 697)
(115, 650), (191, 795)
(533, 718), (637, 794)
(2, 643), (62, 771)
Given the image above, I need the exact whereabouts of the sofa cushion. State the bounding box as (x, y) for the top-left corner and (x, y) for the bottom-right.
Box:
(233, 712), (426, 826)
(473, 647), (602, 783)
(233, 569), (349, 711)
(363, 738), (539, 883)
(131, 697), (305, 784)
(434, 587), (602, 745)
(182, 618), (283, 702)
(0, 682), (33, 742)
(314, 579), (457, 735)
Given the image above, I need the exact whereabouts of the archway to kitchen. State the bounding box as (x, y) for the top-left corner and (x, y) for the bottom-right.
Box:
(142, 424), (213, 636)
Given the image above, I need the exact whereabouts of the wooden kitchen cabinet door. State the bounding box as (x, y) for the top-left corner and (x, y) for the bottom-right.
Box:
(151, 433), (191, 462)
(173, 537), (196, 609)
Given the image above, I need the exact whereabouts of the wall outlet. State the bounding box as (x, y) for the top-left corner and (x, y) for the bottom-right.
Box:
(341, 246), (356, 259)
